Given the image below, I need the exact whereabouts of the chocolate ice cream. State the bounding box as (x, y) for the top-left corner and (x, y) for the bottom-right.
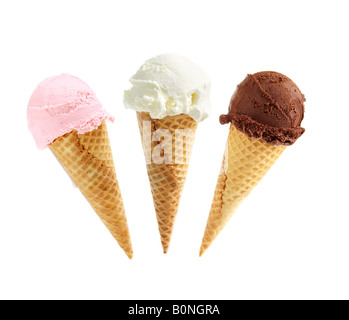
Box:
(220, 71), (305, 146)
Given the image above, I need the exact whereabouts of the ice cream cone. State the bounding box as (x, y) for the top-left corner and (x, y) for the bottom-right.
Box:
(50, 121), (133, 259)
(124, 54), (211, 253)
(137, 111), (197, 253)
(199, 124), (286, 256)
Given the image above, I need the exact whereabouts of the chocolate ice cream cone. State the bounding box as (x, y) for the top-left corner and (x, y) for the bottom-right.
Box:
(200, 71), (305, 256)
(200, 124), (285, 256)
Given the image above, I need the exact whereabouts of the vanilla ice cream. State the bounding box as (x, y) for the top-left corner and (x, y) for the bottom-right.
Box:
(123, 54), (211, 122)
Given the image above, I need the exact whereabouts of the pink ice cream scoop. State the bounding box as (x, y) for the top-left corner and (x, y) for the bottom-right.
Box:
(27, 73), (114, 149)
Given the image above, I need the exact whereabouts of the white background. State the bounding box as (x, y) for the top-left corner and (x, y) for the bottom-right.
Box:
(0, 0), (348, 300)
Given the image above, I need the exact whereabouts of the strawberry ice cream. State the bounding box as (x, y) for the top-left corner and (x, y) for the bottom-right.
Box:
(27, 73), (133, 258)
(27, 73), (114, 149)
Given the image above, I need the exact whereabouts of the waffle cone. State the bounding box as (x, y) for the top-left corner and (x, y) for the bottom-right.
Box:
(50, 121), (133, 259)
(200, 124), (286, 256)
(137, 112), (198, 253)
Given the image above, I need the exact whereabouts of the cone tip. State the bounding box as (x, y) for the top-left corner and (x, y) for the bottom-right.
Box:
(200, 240), (211, 257)
(199, 246), (205, 257)
(126, 250), (133, 260)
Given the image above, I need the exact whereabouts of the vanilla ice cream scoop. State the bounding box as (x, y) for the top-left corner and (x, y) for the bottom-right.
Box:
(123, 54), (211, 122)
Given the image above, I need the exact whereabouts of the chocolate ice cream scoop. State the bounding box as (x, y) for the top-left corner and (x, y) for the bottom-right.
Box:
(220, 71), (305, 146)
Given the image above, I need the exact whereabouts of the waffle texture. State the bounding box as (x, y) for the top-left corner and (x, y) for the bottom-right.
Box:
(50, 122), (133, 259)
(137, 112), (198, 253)
(200, 124), (286, 256)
